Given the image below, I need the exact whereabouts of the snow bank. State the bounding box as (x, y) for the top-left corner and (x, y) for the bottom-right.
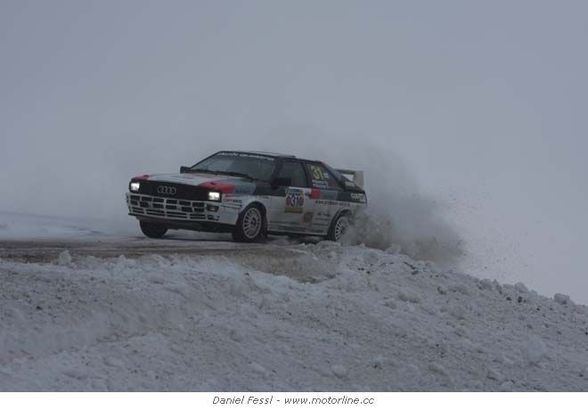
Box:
(0, 242), (587, 391)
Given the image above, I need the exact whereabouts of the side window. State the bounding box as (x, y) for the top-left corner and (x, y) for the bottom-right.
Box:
(305, 163), (341, 190)
(277, 161), (308, 187)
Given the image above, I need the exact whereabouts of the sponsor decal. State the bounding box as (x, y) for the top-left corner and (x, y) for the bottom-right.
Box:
(220, 152), (275, 161)
(350, 193), (366, 203)
(285, 188), (304, 213)
(309, 164), (332, 189)
(310, 188), (321, 199)
(309, 164), (325, 181)
(312, 179), (329, 189)
(316, 199), (339, 206)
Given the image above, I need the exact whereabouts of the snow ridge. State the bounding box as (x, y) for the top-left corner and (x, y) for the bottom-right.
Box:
(0, 242), (587, 391)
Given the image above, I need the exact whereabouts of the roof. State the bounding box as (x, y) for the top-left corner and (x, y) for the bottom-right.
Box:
(218, 150), (297, 159)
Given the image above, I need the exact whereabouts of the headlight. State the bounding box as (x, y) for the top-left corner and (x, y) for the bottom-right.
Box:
(130, 182), (140, 192)
(208, 191), (221, 202)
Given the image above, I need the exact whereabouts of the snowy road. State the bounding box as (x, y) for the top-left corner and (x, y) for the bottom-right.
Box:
(0, 237), (303, 263)
(1, 235), (588, 391)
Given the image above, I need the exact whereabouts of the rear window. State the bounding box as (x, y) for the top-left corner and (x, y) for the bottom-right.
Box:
(305, 163), (341, 190)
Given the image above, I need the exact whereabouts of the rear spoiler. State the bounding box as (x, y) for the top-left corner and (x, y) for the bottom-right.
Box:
(336, 168), (365, 189)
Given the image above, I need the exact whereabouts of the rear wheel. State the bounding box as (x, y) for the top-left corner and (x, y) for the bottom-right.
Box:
(232, 204), (266, 242)
(139, 221), (168, 239)
(327, 213), (350, 242)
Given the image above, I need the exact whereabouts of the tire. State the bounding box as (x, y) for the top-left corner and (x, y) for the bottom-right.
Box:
(326, 213), (350, 242)
(232, 204), (266, 242)
(139, 221), (168, 239)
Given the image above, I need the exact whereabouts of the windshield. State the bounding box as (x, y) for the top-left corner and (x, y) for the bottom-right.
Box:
(191, 152), (276, 181)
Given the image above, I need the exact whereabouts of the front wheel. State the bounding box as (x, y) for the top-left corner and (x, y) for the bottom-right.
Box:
(139, 221), (168, 239)
(232, 204), (266, 242)
(326, 213), (350, 242)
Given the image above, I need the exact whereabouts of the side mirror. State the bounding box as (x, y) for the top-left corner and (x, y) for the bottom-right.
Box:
(180, 166), (190, 173)
(271, 177), (291, 189)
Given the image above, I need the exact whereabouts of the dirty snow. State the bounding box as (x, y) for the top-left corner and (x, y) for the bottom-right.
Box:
(1, 240), (587, 391)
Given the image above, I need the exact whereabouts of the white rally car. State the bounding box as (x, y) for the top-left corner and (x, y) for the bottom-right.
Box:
(126, 151), (367, 242)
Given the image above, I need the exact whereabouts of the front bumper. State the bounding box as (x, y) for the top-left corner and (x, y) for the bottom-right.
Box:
(126, 192), (226, 223)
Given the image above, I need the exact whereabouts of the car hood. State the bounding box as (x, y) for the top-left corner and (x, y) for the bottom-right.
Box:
(145, 172), (249, 186)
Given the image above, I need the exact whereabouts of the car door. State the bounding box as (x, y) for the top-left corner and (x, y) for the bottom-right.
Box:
(268, 160), (316, 234)
(303, 162), (345, 235)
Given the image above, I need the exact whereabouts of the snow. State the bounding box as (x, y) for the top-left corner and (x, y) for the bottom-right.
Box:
(0, 212), (110, 239)
(554, 293), (572, 305)
(1, 238), (588, 391)
(57, 250), (73, 266)
(524, 336), (547, 366)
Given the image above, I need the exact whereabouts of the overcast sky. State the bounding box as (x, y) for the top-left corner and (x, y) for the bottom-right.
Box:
(1, 0), (587, 302)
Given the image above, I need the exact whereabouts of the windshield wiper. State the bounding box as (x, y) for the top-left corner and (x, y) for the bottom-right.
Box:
(188, 168), (256, 180)
(188, 168), (218, 174)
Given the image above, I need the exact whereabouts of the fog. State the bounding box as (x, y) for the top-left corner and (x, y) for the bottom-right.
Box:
(1, 1), (587, 302)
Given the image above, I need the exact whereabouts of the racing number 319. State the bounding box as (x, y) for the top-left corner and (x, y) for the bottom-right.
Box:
(285, 190), (304, 213)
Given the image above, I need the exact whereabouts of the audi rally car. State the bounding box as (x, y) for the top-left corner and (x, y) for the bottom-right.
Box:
(126, 151), (367, 242)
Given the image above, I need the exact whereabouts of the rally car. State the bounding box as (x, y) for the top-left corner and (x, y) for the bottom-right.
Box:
(126, 151), (367, 242)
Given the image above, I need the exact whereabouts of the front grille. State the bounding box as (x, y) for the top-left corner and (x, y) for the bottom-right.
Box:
(137, 181), (209, 200)
(127, 194), (207, 221)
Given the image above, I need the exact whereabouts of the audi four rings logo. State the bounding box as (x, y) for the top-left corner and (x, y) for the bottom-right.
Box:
(157, 185), (177, 195)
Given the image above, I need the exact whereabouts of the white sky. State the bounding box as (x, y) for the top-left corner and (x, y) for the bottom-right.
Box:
(1, 0), (587, 302)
